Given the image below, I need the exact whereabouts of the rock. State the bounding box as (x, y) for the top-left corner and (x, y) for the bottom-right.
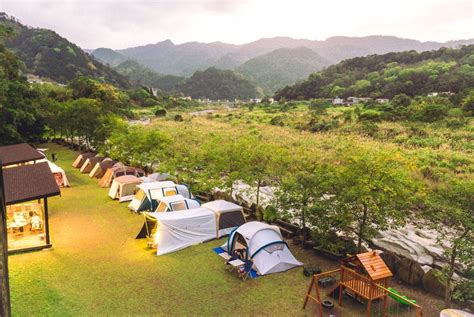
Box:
(380, 251), (400, 275)
(396, 258), (425, 286)
(422, 269), (448, 297)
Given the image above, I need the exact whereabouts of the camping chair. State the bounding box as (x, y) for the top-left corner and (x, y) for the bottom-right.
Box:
(225, 252), (240, 272)
(238, 259), (254, 281)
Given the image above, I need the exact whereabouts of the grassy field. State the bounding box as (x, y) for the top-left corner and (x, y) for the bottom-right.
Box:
(8, 144), (445, 316)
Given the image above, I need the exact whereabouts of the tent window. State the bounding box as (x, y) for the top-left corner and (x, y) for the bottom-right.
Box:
(149, 189), (163, 200)
(156, 202), (168, 212)
(164, 189), (177, 196)
(170, 201), (187, 211)
(135, 190), (146, 201)
(264, 243), (285, 254)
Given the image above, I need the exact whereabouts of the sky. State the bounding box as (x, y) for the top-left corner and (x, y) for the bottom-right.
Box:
(2, 0), (474, 49)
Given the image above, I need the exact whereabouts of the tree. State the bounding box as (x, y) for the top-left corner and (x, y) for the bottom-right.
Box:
(275, 160), (336, 242)
(391, 93), (412, 107)
(333, 148), (417, 252)
(424, 179), (474, 306)
(462, 89), (474, 115)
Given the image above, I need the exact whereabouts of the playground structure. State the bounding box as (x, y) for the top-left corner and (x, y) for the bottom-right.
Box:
(303, 251), (423, 317)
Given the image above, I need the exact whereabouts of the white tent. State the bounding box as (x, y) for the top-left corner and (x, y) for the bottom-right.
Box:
(222, 221), (302, 275)
(38, 159), (70, 187)
(151, 208), (217, 255)
(201, 200), (246, 237)
(128, 181), (191, 212)
(155, 194), (201, 212)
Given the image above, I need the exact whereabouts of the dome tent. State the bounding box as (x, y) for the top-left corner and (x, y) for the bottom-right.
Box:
(72, 152), (95, 168)
(80, 156), (104, 173)
(201, 200), (246, 238)
(88, 158), (117, 178)
(222, 221), (302, 276)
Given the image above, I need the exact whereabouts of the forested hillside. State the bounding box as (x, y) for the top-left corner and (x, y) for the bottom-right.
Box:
(237, 47), (330, 94)
(0, 13), (130, 88)
(275, 45), (474, 100)
(92, 48), (127, 67)
(178, 67), (261, 99)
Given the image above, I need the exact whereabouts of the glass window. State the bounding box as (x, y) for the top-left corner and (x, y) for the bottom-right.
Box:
(6, 199), (47, 251)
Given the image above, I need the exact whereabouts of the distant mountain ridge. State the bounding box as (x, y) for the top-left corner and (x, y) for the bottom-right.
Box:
(0, 12), (130, 88)
(92, 35), (474, 92)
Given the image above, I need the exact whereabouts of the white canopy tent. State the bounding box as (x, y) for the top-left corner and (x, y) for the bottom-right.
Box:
(151, 208), (217, 255)
(222, 221), (302, 275)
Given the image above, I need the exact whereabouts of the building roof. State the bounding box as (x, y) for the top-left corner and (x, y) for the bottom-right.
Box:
(356, 251), (393, 281)
(0, 143), (45, 166)
(3, 162), (60, 204)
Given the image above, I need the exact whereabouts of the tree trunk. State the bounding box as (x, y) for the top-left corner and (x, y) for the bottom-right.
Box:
(301, 193), (308, 243)
(357, 205), (368, 253)
(445, 229), (469, 307)
(256, 179), (262, 221)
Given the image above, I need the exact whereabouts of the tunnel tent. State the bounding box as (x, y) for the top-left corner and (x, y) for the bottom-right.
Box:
(135, 194), (201, 239)
(108, 175), (143, 202)
(201, 200), (246, 237)
(89, 158), (117, 178)
(80, 156), (104, 174)
(222, 221), (302, 276)
(99, 165), (144, 187)
(72, 152), (95, 168)
(128, 181), (191, 212)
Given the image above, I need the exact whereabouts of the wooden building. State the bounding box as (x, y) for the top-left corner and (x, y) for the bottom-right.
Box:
(3, 162), (60, 253)
(0, 143), (44, 168)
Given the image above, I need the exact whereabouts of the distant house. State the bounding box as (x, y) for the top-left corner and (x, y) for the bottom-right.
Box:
(376, 98), (390, 104)
(358, 97), (372, 103)
(3, 162), (60, 253)
(332, 97), (344, 105)
(347, 97), (360, 104)
(428, 91), (455, 97)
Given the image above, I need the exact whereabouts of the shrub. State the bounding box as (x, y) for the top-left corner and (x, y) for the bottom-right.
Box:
(143, 97), (158, 107)
(270, 115), (286, 126)
(359, 109), (382, 121)
(391, 93), (412, 107)
(359, 121), (379, 137)
(447, 108), (464, 118)
(411, 104), (449, 122)
(446, 118), (466, 129)
(173, 114), (184, 122)
(155, 108), (167, 117)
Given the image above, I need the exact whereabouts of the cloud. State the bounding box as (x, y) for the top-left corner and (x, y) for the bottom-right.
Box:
(2, 0), (473, 49)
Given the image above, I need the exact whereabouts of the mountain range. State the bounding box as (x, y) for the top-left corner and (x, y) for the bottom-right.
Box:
(92, 36), (474, 93)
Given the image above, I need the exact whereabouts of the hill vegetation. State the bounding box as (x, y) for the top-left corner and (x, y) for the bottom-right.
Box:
(237, 47), (330, 94)
(275, 45), (474, 100)
(92, 48), (127, 67)
(178, 67), (261, 100)
(0, 13), (130, 88)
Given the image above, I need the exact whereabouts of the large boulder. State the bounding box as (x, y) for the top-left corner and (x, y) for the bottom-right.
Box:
(422, 268), (448, 297)
(380, 251), (400, 275)
(396, 257), (425, 286)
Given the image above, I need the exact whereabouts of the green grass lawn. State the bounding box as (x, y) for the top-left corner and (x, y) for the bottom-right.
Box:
(8, 144), (320, 316)
(8, 144), (443, 316)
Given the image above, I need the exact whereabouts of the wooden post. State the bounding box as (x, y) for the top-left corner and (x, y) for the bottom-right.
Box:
(303, 275), (315, 309)
(339, 267), (344, 306)
(44, 198), (50, 245)
(383, 279), (388, 317)
(0, 161), (12, 316)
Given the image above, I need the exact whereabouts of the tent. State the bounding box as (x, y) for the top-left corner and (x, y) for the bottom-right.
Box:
(222, 221), (302, 275)
(136, 199), (246, 256)
(72, 152), (95, 168)
(99, 166), (144, 187)
(201, 200), (246, 237)
(139, 172), (170, 183)
(128, 181), (191, 212)
(108, 175), (143, 202)
(135, 194), (201, 239)
(38, 159), (70, 187)
(149, 208), (217, 255)
(80, 156), (104, 174)
(89, 158), (118, 178)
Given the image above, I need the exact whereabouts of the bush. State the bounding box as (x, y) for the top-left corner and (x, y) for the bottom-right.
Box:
(411, 104), (449, 122)
(359, 109), (382, 121)
(270, 115), (286, 126)
(391, 93), (412, 107)
(359, 121), (379, 137)
(155, 108), (167, 117)
(173, 114), (184, 122)
(143, 97), (158, 107)
(447, 108), (464, 118)
(446, 118), (466, 129)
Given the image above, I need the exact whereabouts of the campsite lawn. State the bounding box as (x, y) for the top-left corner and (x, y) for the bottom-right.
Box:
(8, 144), (445, 316)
